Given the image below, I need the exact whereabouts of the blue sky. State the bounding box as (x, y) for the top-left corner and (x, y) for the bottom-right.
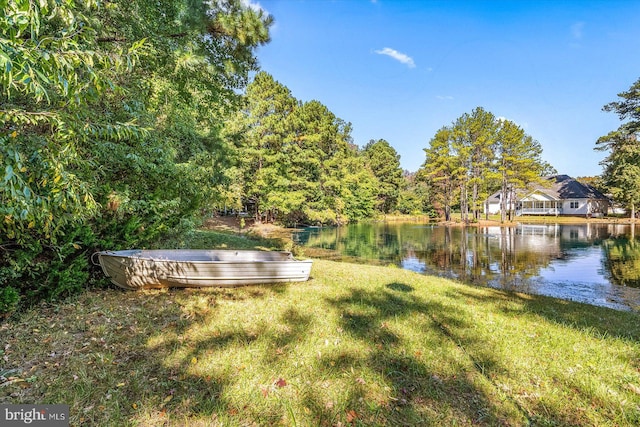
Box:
(249, 0), (640, 176)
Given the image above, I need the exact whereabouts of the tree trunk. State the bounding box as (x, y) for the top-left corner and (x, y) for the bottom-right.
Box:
(472, 180), (479, 220)
(500, 176), (507, 223)
(507, 186), (515, 221)
(444, 181), (452, 222)
(460, 184), (468, 223)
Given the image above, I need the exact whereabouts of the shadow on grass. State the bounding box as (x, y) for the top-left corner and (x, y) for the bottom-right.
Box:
(442, 286), (640, 426)
(14, 275), (632, 425)
(135, 286), (313, 422)
(386, 282), (414, 292)
(1, 284), (302, 425)
(321, 283), (526, 425)
(451, 287), (640, 343)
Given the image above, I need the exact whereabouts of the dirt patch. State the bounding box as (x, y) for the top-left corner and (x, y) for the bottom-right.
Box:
(203, 215), (252, 231)
(202, 216), (294, 240)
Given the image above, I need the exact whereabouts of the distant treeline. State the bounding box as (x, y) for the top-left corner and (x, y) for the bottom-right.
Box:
(223, 71), (423, 226)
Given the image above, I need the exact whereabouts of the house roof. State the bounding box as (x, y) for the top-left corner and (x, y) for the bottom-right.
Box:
(532, 175), (608, 200)
(487, 175), (609, 202)
(487, 191), (502, 203)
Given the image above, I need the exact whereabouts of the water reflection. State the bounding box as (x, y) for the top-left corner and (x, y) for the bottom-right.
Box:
(293, 223), (640, 312)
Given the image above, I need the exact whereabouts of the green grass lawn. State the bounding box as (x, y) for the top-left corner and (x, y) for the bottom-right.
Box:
(2, 230), (640, 426)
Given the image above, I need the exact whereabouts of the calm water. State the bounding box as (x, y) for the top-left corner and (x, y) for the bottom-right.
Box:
(293, 222), (640, 312)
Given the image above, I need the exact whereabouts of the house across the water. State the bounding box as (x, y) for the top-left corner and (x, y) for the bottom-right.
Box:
(485, 175), (610, 217)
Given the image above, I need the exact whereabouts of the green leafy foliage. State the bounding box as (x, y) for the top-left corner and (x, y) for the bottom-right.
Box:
(397, 172), (434, 216)
(0, 1), (124, 245)
(0, 285), (19, 317)
(362, 139), (404, 214)
(419, 108), (548, 222)
(231, 72), (378, 226)
(596, 77), (640, 218)
(1, 0), (272, 314)
(0, 224), (93, 311)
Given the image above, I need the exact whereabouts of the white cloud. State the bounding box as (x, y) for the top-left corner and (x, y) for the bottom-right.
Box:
(436, 95), (454, 100)
(374, 47), (416, 68)
(241, 0), (268, 13)
(571, 21), (585, 39)
(497, 116), (529, 129)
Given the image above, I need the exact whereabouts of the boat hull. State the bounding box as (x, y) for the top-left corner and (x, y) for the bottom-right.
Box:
(95, 249), (313, 290)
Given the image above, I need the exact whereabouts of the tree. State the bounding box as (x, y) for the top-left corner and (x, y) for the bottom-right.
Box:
(90, 0), (273, 242)
(397, 172), (434, 216)
(451, 107), (498, 221)
(236, 71), (298, 222)
(0, 1), (139, 245)
(495, 119), (546, 222)
(335, 154), (378, 222)
(232, 72), (378, 226)
(419, 109), (551, 223)
(0, 1), (144, 312)
(287, 100), (355, 225)
(0, 0), (272, 313)
(419, 127), (460, 222)
(596, 78), (640, 218)
(362, 139), (404, 214)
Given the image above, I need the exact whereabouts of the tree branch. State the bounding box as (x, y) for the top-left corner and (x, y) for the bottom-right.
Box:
(97, 32), (190, 43)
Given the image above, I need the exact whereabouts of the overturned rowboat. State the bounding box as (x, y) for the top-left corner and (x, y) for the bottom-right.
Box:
(94, 249), (313, 290)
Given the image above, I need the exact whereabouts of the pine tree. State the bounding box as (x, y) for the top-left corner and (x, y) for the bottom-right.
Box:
(420, 127), (460, 222)
(495, 120), (546, 222)
(362, 139), (404, 214)
(596, 78), (640, 218)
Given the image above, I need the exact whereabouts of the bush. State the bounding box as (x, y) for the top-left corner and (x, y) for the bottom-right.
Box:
(0, 286), (19, 317)
(0, 224), (96, 315)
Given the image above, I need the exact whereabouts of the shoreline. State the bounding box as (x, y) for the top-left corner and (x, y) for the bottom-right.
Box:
(204, 214), (640, 236)
(437, 217), (640, 227)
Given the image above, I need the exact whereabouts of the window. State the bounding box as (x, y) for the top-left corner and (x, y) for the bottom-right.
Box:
(570, 201), (579, 209)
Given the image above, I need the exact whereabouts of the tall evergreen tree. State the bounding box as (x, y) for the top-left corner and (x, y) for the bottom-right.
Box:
(596, 78), (640, 218)
(334, 153), (378, 222)
(239, 71), (298, 222)
(362, 139), (404, 214)
(287, 100), (355, 225)
(420, 127), (460, 222)
(420, 109), (551, 223)
(451, 107), (498, 221)
(234, 72), (377, 225)
(495, 120), (546, 222)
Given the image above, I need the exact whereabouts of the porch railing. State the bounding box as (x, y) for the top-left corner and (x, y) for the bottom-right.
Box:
(516, 208), (562, 216)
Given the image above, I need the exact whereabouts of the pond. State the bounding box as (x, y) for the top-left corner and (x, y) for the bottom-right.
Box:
(293, 222), (640, 312)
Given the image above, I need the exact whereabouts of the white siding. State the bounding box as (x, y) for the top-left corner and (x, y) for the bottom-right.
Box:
(486, 202), (501, 214)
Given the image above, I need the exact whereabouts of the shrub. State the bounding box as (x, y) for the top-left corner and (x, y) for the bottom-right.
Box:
(0, 286), (19, 317)
(0, 224), (96, 315)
